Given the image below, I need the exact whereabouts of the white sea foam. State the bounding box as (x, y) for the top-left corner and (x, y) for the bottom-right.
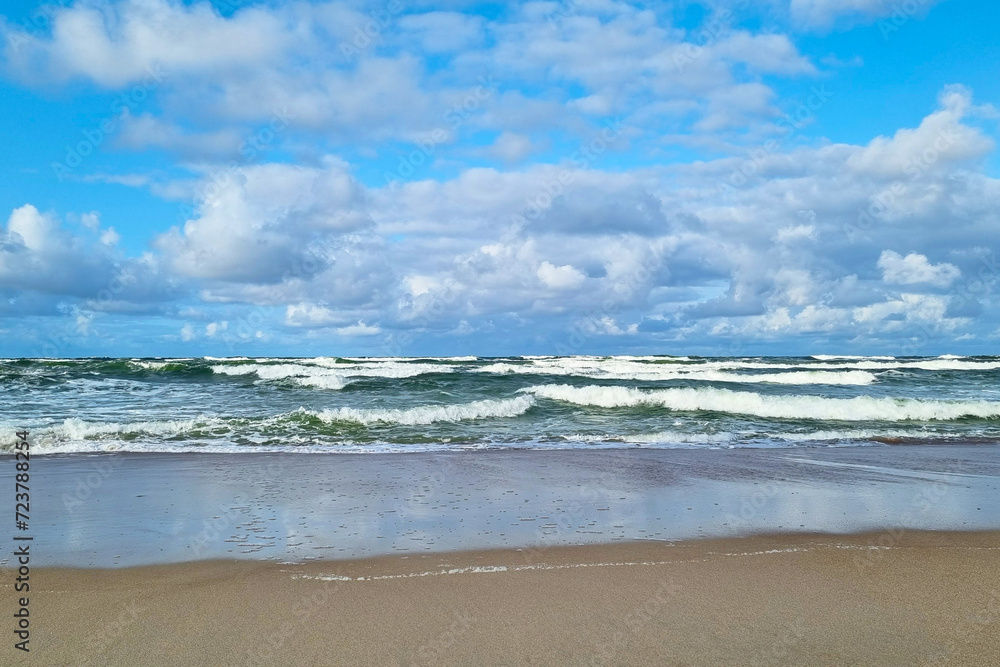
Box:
(337, 362), (455, 379)
(520, 384), (1000, 421)
(295, 375), (348, 390)
(710, 359), (1000, 372)
(213, 361), (454, 383)
(129, 360), (172, 370)
(212, 363), (337, 384)
(565, 428), (933, 445)
(473, 361), (876, 385)
(292, 545), (890, 581)
(810, 355), (896, 361)
(341, 356), (477, 362)
(0, 415), (229, 451)
(313, 396), (535, 426)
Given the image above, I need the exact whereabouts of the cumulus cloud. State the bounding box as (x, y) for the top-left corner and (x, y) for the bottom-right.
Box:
(155, 158), (373, 284)
(0, 0), (995, 354)
(537, 261), (586, 291)
(878, 251), (961, 288)
(336, 321), (381, 336)
(2, 0), (294, 87)
(117, 84), (994, 350)
(1, 0), (818, 149)
(0, 204), (175, 307)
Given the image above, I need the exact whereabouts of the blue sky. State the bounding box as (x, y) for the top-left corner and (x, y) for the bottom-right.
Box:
(1, 0), (998, 357)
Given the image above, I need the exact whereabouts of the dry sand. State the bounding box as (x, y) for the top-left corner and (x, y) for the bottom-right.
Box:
(3, 530), (999, 666)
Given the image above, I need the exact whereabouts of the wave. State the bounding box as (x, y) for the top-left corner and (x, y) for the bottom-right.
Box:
(211, 361), (454, 385)
(519, 384), (1000, 422)
(810, 355), (896, 361)
(710, 359), (1000, 372)
(302, 360), (456, 378)
(312, 396), (535, 426)
(213, 363), (349, 390)
(0, 415), (231, 450)
(296, 375), (348, 390)
(474, 362), (875, 385)
(209, 361), (455, 389)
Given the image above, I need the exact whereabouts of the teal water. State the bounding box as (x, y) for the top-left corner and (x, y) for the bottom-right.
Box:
(3, 355), (1000, 454)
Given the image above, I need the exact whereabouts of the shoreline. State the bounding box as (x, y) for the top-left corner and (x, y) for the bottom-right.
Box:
(4, 444), (999, 568)
(4, 530), (999, 665)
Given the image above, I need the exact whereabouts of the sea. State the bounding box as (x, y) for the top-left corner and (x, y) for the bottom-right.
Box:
(3, 354), (1000, 455)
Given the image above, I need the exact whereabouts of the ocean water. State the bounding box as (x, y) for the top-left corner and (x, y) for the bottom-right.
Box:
(3, 354), (1000, 455)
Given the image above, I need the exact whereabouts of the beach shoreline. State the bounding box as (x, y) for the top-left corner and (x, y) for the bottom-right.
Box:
(4, 530), (999, 665)
(4, 444), (999, 568)
(3, 444), (999, 663)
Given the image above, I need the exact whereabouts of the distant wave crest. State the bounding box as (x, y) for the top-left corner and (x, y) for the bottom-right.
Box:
(520, 384), (1000, 421)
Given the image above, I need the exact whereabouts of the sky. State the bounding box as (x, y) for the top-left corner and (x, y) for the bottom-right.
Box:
(0, 0), (998, 358)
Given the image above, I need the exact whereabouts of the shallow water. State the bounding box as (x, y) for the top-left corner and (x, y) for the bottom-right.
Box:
(7, 446), (999, 567)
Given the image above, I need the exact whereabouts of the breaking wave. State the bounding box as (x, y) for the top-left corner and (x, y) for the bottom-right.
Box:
(312, 396), (535, 426)
(520, 384), (1000, 422)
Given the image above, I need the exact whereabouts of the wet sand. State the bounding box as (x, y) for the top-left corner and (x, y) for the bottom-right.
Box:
(3, 531), (999, 666)
(5, 445), (1000, 567)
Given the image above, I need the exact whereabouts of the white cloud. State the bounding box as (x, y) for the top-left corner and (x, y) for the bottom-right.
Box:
(205, 321), (228, 337)
(490, 132), (534, 163)
(3, 0), (295, 87)
(773, 224), (816, 243)
(878, 251), (960, 288)
(75, 312), (93, 335)
(1, 0), (819, 148)
(156, 159), (372, 283)
(398, 11), (484, 53)
(286, 303), (339, 327)
(336, 321), (381, 336)
(1, 204), (174, 304)
(537, 261), (586, 290)
(100, 227), (120, 245)
(586, 316), (639, 336)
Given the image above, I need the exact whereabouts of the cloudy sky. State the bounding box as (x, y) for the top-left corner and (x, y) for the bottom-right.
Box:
(1, 0), (998, 357)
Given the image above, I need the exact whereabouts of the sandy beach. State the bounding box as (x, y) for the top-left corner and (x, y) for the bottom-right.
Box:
(3, 530), (998, 666)
(2, 445), (999, 664)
